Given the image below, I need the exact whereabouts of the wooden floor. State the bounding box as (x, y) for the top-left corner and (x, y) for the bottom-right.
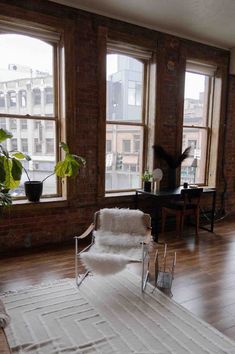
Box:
(1, 215), (235, 352)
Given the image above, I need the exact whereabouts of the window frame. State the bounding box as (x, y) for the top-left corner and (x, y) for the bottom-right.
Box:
(181, 61), (216, 186)
(0, 20), (62, 199)
(105, 46), (150, 194)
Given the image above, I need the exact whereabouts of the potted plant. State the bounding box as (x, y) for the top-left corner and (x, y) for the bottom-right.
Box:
(23, 142), (86, 202)
(0, 128), (30, 206)
(142, 169), (152, 192)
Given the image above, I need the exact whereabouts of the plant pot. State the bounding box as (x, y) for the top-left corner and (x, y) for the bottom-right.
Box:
(24, 181), (43, 202)
(143, 181), (152, 192)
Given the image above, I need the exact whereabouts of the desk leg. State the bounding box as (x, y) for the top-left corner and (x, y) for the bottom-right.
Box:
(211, 191), (216, 232)
(134, 191), (138, 209)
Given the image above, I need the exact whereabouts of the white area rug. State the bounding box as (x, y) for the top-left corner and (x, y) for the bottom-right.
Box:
(1, 272), (235, 354)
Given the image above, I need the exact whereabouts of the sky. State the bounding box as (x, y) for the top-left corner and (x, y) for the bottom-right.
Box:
(107, 54), (205, 100)
(185, 72), (205, 99)
(0, 34), (205, 100)
(0, 34), (52, 78)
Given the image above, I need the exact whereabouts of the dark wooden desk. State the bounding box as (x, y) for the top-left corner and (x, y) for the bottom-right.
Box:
(135, 187), (216, 242)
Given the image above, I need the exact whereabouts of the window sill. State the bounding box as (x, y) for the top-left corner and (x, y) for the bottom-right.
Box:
(105, 191), (136, 198)
(12, 197), (68, 210)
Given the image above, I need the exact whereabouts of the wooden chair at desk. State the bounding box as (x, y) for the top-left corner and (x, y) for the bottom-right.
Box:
(161, 188), (203, 237)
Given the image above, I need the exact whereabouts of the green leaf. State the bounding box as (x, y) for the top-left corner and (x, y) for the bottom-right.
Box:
(11, 158), (23, 181)
(54, 160), (69, 177)
(54, 155), (80, 178)
(0, 129), (13, 143)
(59, 142), (69, 154)
(12, 151), (31, 161)
(4, 159), (20, 189)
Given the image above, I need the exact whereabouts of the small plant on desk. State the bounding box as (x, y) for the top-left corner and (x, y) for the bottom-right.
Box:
(142, 169), (152, 192)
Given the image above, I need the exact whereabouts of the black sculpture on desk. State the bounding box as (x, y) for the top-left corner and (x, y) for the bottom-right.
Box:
(153, 145), (191, 189)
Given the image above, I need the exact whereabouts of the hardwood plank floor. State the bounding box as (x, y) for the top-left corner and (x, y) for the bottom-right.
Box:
(1, 215), (235, 352)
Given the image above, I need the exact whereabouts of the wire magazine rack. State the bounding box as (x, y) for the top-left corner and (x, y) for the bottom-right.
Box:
(154, 244), (176, 295)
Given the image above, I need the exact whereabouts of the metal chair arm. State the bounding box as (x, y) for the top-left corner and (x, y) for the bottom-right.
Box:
(74, 223), (95, 240)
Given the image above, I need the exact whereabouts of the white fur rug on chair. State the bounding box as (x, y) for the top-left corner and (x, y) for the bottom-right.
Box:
(80, 231), (146, 275)
(80, 208), (148, 275)
(99, 208), (147, 235)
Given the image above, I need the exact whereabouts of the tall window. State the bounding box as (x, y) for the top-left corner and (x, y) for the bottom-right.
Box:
(106, 49), (149, 192)
(0, 26), (61, 198)
(181, 62), (216, 185)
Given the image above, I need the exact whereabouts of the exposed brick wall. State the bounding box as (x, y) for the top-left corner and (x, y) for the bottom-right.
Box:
(0, 0), (232, 252)
(224, 75), (235, 212)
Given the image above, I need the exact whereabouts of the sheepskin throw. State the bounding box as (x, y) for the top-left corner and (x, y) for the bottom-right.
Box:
(80, 208), (148, 275)
(99, 208), (147, 235)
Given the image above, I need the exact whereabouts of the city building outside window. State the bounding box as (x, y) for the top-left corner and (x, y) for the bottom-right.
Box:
(133, 134), (140, 153)
(9, 119), (17, 130)
(0, 118), (6, 129)
(34, 138), (42, 154)
(106, 140), (112, 153)
(45, 87), (53, 104)
(0, 23), (62, 198)
(32, 88), (41, 105)
(128, 81), (142, 106)
(11, 138), (17, 150)
(21, 138), (28, 152)
(19, 90), (27, 108)
(20, 119), (27, 129)
(122, 139), (131, 153)
(34, 120), (41, 129)
(106, 47), (150, 192)
(7, 91), (17, 107)
(45, 138), (54, 154)
(0, 92), (5, 107)
(181, 61), (217, 185)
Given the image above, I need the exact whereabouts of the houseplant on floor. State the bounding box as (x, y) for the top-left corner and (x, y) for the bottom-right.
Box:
(24, 142), (86, 202)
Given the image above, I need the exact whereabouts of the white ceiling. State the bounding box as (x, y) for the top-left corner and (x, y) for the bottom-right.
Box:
(50, 0), (235, 49)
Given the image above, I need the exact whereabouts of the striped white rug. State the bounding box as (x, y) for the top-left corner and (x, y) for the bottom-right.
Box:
(1, 272), (235, 354)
